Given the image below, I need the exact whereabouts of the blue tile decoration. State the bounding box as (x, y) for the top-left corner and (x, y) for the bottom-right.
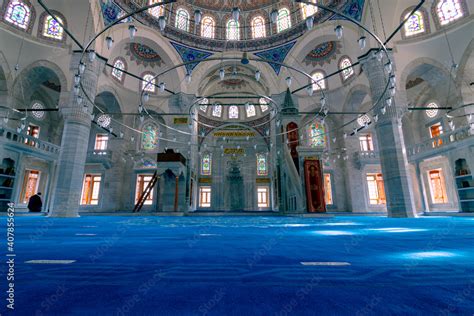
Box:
(331, 0), (366, 22)
(170, 42), (213, 73)
(253, 41), (296, 75)
(100, 0), (131, 26)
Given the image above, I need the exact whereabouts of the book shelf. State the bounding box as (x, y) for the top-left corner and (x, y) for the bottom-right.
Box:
(455, 174), (474, 212)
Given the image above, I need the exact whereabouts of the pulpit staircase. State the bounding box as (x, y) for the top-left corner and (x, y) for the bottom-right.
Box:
(133, 171), (159, 213)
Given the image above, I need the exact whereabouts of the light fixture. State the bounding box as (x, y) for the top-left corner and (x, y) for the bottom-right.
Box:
(185, 71), (192, 84)
(381, 106), (386, 115)
(358, 36), (367, 50)
(449, 120), (455, 130)
(390, 75), (396, 86)
(285, 76), (292, 88)
(270, 9), (278, 23)
(158, 16), (166, 31)
(143, 93), (149, 103)
(74, 74), (81, 85)
(306, 17), (314, 31)
(14, 64), (20, 71)
(389, 86), (396, 96)
(241, 52), (249, 65)
(219, 68), (225, 81)
(128, 25), (137, 40)
(77, 95), (83, 105)
(105, 36), (114, 50)
(194, 10), (202, 24)
(73, 85), (80, 95)
(79, 62), (86, 74)
(320, 96), (326, 107)
(384, 61), (392, 73)
(232, 7), (240, 21)
(374, 114), (379, 122)
(386, 97), (393, 107)
(332, 137), (337, 143)
(335, 25), (343, 39)
(88, 51), (96, 62)
(131, 136), (135, 142)
(138, 104), (144, 113)
(159, 82), (166, 93)
(3, 117), (8, 124)
(109, 127), (113, 134)
(323, 107), (329, 116)
(120, 131), (124, 138)
(140, 115), (144, 123)
(255, 70), (261, 82)
(307, 85), (314, 96)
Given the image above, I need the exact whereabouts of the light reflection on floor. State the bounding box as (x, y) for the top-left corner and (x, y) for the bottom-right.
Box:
(400, 251), (460, 259)
(367, 227), (427, 233)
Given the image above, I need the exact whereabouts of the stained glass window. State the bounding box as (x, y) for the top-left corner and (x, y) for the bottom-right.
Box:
(199, 98), (209, 112)
(436, 0), (464, 25)
(5, 1), (32, 30)
(340, 57), (354, 81)
(142, 74), (156, 93)
(404, 11), (425, 36)
(175, 8), (189, 31)
(148, 0), (164, 18)
(142, 124), (159, 151)
(31, 102), (45, 120)
(357, 114), (371, 127)
(201, 153), (211, 176)
(259, 98), (269, 112)
(311, 71), (326, 91)
(301, 0), (318, 19)
(251, 16), (266, 38)
(256, 154), (268, 176)
(426, 102), (439, 118)
(309, 122), (326, 147)
(277, 8), (291, 33)
(112, 58), (126, 82)
(227, 19), (240, 40)
(229, 105), (239, 119)
(201, 16), (215, 38)
(246, 103), (256, 118)
(212, 104), (222, 117)
(42, 15), (64, 40)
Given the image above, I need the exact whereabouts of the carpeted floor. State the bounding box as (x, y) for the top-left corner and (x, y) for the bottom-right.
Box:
(2, 215), (474, 315)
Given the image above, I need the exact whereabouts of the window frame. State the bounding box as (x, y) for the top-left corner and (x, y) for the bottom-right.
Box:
(257, 186), (270, 208)
(199, 186), (212, 208)
(81, 173), (102, 206)
(38, 11), (67, 42)
(3, 0), (35, 33)
(428, 168), (449, 204)
(276, 7), (292, 33)
(135, 174), (154, 205)
(111, 57), (127, 84)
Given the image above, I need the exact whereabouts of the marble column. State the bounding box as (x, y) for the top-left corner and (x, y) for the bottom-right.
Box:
(360, 50), (416, 218)
(49, 53), (103, 217)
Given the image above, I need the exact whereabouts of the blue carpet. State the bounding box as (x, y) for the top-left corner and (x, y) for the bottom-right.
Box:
(2, 215), (474, 315)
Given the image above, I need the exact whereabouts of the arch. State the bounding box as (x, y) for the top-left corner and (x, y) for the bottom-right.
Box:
(432, 0), (469, 28)
(456, 39), (474, 105)
(226, 19), (239, 41)
(251, 15), (266, 39)
(338, 56), (355, 82)
(175, 7), (190, 31)
(3, 0), (36, 33)
(311, 70), (327, 91)
(38, 10), (67, 42)
(277, 7), (291, 33)
(140, 71), (157, 94)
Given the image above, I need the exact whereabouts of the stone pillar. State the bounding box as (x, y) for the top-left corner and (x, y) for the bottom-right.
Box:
(49, 53), (103, 217)
(360, 50), (416, 218)
(174, 175), (179, 212)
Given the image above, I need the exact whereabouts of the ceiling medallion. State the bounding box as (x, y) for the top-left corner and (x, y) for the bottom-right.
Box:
(304, 41), (342, 67)
(125, 43), (164, 68)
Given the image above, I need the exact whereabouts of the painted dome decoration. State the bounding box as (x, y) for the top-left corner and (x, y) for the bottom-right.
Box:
(304, 41), (341, 66)
(125, 43), (164, 68)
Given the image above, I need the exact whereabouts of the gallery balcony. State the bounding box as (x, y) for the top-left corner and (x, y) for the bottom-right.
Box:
(0, 127), (60, 160)
(406, 126), (473, 162)
(86, 150), (113, 169)
(352, 150), (380, 169)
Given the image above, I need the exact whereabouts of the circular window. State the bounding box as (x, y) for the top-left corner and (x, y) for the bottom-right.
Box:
(97, 114), (112, 128)
(426, 102), (439, 118)
(31, 102), (45, 120)
(357, 114), (371, 127)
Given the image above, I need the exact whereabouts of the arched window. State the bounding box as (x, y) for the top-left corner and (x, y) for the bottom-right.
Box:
(201, 16), (215, 38)
(31, 102), (45, 120)
(175, 8), (189, 31)
(201, 153), (212, 175)
(301, 0), (318, 19)
(339, 57), (354, 81)
(311, 71), (326, 91)
(436, 0), (464, 25)
(199, 98), (209, 112)
(142, 124), (159, 151)
(41, 14), (64, 40)
(4, 1), (32, 30)
(212, 104), (222, 117)
(259, 98), (269, 112)
(277, 8), (291, 33)
(246, 103), (256, 118)
(111, 58), (126, 83)
(142, 73), (156, 93)
(226, 19), (240, 40)
(229, 105), (239, 119)
(357, 114), (371, 127)
(251, 16), (266, 38)
(309, 121), (326, 147)
(426, 102), (439, 118)
(404, 10), (426, 36)
(148, 0), (165, 18)
(256, 154), (268, 176)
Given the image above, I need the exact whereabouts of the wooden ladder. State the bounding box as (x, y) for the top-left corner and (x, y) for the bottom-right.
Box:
(133, 171), (159, 213)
